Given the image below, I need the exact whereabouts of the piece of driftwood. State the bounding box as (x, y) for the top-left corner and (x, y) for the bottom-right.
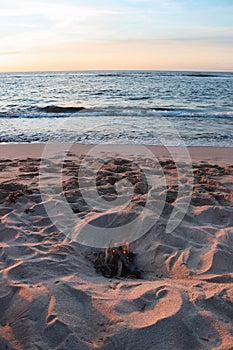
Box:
(93, 245), (140, 279)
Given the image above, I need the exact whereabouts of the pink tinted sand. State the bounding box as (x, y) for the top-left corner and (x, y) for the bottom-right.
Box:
(0, 144), (232, 349)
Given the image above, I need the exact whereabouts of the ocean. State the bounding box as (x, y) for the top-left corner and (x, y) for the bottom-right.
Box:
(0, 70), (232, 146)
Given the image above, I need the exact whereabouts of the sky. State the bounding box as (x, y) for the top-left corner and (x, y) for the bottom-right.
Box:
(0, 0), (232, 72)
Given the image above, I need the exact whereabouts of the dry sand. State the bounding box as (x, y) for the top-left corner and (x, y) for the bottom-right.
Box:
(0, 144), (232, 350)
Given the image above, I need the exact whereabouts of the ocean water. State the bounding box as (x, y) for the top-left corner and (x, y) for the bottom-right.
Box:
(0, 70), (232, 146)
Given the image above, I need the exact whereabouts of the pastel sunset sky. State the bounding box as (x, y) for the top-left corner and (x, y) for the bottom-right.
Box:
(0, 0), (232, 72)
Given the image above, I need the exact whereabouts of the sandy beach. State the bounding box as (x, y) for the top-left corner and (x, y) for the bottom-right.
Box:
(0, 144), (232, 349)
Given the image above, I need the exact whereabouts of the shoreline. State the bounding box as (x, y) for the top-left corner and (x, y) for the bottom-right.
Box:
(0, 143), (233, 165)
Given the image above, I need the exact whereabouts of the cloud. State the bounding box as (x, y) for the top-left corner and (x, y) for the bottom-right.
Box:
(0, 1), (130, 19)
(0, 51), (20, 55)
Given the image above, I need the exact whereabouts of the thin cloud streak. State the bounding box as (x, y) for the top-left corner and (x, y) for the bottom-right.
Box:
(0, 51), (21, 55)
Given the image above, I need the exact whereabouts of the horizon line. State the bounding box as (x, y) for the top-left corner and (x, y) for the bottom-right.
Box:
(1, 68), (233, 74)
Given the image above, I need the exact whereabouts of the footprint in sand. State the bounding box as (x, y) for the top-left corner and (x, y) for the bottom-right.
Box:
(114, 285), (183, 329)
